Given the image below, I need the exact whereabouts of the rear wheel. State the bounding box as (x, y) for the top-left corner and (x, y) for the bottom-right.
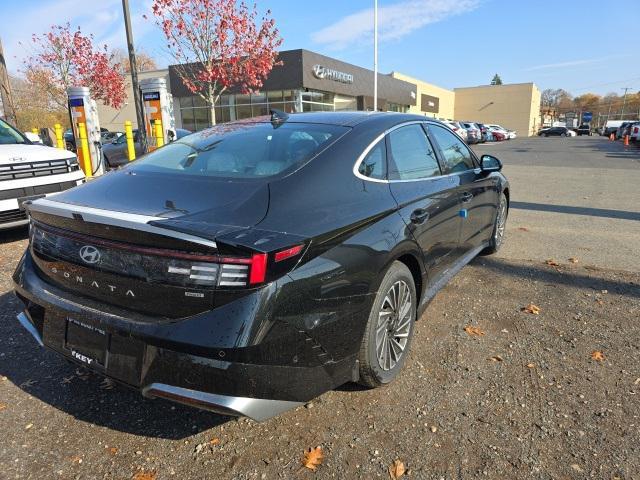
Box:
(358, 261), (416, 388)
(542, 133), (547, 137)
(483, 192), (508, 255)
(560, 133), (567, 137)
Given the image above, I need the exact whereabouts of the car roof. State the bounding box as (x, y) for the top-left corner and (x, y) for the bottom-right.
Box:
(207, 111), (438, 131)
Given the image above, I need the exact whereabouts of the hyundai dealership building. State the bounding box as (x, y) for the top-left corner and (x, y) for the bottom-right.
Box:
(99, 48), (541, 137)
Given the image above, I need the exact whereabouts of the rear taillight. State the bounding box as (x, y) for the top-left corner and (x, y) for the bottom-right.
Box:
(248, 253), (268, 285)
(274, 245), (304, 262)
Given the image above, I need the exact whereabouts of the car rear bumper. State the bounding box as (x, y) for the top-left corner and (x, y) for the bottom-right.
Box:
(12, 251), (358, 420)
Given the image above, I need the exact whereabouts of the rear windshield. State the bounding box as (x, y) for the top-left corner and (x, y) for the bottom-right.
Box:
(130, 122), (349, 179)
(0, 119), (27, 145)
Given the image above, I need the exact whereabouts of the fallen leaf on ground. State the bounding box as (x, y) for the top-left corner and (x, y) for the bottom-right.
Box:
(489, 355), (503, 362)
(526, 363), (535, 368)
(591, 350), (605, 362)
(132, 471), (156, 480)
(545, 259), (559, 266)
(25, 423), (33, 430)
(210, 437), (220, 445)
(389, 459), (406, 479)
(107, 447), (118, 455)
(568, 257), (579, 263)
(518, 227), (529, 232)
(69, 455), (82, 464)
(596, 299), (604, 305)
(302, 446), (324, 471)
(521, 304), (541, 315)
(634, 378), (640, 385)
(464, 326), (485, 336)
(0, 403), (7, 411)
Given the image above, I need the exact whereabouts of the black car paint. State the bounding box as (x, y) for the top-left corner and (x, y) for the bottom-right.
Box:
(13, 112), (509, 413)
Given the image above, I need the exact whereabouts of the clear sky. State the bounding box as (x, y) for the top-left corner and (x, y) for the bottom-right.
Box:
(2, 0), (639, 95)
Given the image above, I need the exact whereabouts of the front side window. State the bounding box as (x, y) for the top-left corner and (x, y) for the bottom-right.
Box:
(387, 124), (441, 180)
(0, 119), (27, 145)
(358, 139), (386, 180)
(130, 122), (349, 179)
(428, 124), (475, 173)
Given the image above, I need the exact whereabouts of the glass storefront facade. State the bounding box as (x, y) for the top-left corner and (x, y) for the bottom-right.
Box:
(178, 89), (407, 131)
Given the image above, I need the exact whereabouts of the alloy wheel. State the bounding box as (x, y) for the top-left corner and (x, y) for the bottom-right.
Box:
(495, 195), (507, 247)
(375, 280), (413, 371)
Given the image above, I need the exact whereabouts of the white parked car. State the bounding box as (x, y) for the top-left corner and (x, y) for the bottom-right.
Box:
(0, 118), (85, 229)
(442, 121), (469, 142)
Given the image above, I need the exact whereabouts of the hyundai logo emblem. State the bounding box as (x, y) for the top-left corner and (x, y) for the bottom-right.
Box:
(79, 245), (101, 264)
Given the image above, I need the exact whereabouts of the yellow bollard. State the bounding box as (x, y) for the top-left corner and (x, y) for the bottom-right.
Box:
(54, 124), (64, 149)
(154, 119), (164, 148)
(77, 122), (93, 178)
(124, 121), (136, 161)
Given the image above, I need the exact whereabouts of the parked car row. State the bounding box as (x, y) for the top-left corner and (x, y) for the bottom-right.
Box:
(441, 120), (516, 144)
(598, 120), (640, 139)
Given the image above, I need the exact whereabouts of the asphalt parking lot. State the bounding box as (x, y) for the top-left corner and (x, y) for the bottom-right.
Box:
(0, 136), (639, 479)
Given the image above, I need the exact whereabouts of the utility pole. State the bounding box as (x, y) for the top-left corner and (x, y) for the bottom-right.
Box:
(620, 87), (630, 120)
(0, 37), (17, 126)
(373, 0), (378, 112)
(122, 0), (147, 153)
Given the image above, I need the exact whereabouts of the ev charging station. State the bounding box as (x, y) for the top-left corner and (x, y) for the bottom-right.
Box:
(140, 78), (176, 150)
(67, 87), (104, 177)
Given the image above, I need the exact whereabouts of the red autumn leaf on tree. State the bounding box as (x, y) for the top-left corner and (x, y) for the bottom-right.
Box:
(23, 23), (126, 110)
(149, 0), (283, 125)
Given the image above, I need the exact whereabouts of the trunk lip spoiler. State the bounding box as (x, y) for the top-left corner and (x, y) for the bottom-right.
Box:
(26, 198), (217, 249)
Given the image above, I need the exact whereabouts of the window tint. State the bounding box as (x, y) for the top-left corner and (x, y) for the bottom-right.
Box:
(131, 122), (348, 179)
(428, 124), (475, 173)
(358, 139), (386, 180)
(388, 124), (441, 180)
(0, 119), (26, 145)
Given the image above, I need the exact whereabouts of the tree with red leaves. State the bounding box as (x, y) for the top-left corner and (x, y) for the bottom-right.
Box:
(24, 24), (126, 110)
(149, 0), (282, 125)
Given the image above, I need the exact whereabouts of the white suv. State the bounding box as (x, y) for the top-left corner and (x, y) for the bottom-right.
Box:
(0, 119), (85, 229)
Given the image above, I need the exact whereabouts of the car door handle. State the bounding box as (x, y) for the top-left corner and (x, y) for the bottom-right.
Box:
(461, 192), (474, 203)
(410, 208), (430, 224)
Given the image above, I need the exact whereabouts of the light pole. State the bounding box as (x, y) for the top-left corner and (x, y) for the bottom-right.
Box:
(373, 0), (378, 112)
(122, 0), (148, 153)
(620, 87), (630, 120)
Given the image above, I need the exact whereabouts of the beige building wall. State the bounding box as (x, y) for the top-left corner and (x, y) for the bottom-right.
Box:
(390, 72), (455, 119)
(96, 69), (173, 131)
(454, 83), (541, 136)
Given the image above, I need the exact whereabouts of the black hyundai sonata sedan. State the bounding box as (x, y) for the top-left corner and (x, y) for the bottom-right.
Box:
(12, 111), (509, 421)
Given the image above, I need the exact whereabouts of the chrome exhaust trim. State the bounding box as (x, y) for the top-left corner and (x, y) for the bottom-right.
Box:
(142, 383), (303, 422)
(17, 312), (44, 347)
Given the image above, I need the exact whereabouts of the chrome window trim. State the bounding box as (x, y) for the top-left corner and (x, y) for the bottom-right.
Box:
(352, 120), (477, 184)
(26, 197), (218, 249)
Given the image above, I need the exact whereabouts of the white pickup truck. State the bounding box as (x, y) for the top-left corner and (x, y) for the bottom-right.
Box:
(0, 118), (85, 229)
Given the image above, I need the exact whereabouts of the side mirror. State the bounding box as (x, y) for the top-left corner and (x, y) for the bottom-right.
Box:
(481, 154), (502, 172)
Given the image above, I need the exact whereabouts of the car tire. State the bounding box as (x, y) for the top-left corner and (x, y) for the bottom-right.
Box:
(357, 261), (416, 388)
(542, 133), (547, 137)
(482, 192), (508, 255)
(560, 133), (567, 137)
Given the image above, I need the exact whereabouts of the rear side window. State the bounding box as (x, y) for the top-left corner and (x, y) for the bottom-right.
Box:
(387, 124), (441, 180)
(358, 139), (386, 180)
(428, 124), (476, 173)
(131, 122), (349, 179)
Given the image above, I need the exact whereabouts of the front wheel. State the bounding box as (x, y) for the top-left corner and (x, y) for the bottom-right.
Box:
(357, 261), (416, 388)
(482, 192), (508, 255)
(560, 133), (567, 137)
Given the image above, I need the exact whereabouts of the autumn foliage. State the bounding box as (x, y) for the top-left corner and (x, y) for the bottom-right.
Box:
(24, 24), (126, 110)
(149, 0), (282, 124)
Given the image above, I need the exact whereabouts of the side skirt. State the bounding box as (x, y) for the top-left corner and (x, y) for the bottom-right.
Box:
(417, 244), (487, 318)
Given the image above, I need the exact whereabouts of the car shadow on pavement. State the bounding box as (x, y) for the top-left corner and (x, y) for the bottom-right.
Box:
(473, 257), (640, 299)
(510, 201), (640, 221)
(0, 225), (28, 244)
(0, 292), (232, 439)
